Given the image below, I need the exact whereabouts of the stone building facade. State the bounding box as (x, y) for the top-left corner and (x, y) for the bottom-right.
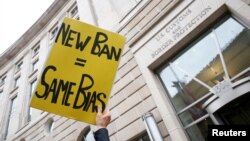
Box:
(0, 0), (250, 141)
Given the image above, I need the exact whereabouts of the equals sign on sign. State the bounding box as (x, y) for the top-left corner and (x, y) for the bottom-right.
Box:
(75, 58), (87, 67)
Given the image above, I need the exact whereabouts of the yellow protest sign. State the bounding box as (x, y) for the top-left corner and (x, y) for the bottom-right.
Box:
(30, 17), (126, 124)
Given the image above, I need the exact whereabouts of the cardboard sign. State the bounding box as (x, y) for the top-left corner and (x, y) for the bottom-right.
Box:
(30, 17), (126, 124)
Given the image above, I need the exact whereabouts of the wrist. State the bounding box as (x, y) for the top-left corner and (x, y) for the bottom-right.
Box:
(97, 125), (106, 129)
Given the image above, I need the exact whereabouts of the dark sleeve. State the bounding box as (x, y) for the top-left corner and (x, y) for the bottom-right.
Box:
(94, 128), (110, 141)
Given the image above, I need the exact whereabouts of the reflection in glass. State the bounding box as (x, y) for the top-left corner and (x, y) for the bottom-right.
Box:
(158, 17), (250, 113)
(179, 96), (212, 126)
(215, 18), (250, 79)
(158, 29), (225, 112)
(157, 16), (250, 141)
(186, 118), (213, 141)
(159, 65), (209, 112)
(172, 31), (224, 87)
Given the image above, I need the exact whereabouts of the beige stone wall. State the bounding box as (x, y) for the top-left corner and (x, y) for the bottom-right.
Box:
(106, 45), (170, 140)
(8, 113), (89, 141)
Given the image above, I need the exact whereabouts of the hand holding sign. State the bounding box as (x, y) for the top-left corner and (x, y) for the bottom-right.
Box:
(30, 17), (125, 124)
(96, 106), (111, 129)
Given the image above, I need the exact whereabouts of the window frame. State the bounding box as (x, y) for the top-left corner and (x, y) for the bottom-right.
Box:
(68, 3), (79, 19)
(28, 78), (37, 122)
(49, 23), (59, 46)
(0, 74), (6, 86)
(14, 75), (21, 89)
(0, 89), (3, 100)
(32, 43), (40, 57)
(5, 96), (18, 139)
(132, 132), (150, 141)
(32, 59), (39, 72)
(156, 15), (250, 140)
(15, 59), (23, 73)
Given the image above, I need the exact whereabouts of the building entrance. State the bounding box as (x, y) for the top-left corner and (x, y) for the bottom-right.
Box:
(157, 16), (250, 141)
(215, 92), (250, 125)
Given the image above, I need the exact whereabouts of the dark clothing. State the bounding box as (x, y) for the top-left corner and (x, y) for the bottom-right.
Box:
(94, 128), (110, 141)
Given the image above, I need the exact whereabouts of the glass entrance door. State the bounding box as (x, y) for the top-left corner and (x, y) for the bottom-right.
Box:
(157, 16), (250, 141)
(215, 92), (250, 125)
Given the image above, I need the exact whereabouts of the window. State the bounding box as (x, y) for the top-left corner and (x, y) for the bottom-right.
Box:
(32, 44), (40, 56)
(30, 79), (37, 95)
(133, 133), (150, 141)
(45, 118), (54, 134)
(84, 130), (94, 141)
(5, 96), (18, 139)
(76, 126), (91, 141)
(14, 76), (21, 88)
(0, 74), (6, 86)
(32, 59), (39, 71)
(69, 4), (79, 19)
(157, 16), (249, 141)
(16, 60), (23, 72)
(9, 97), (17, 118)
(0, 90), (3, 100)
(214, 18), (250, 82)
(50, 26), (58, 40)
(28, 79), (41, 122)
(185, 118), (213, 141)
(49, 25), (58, 46)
